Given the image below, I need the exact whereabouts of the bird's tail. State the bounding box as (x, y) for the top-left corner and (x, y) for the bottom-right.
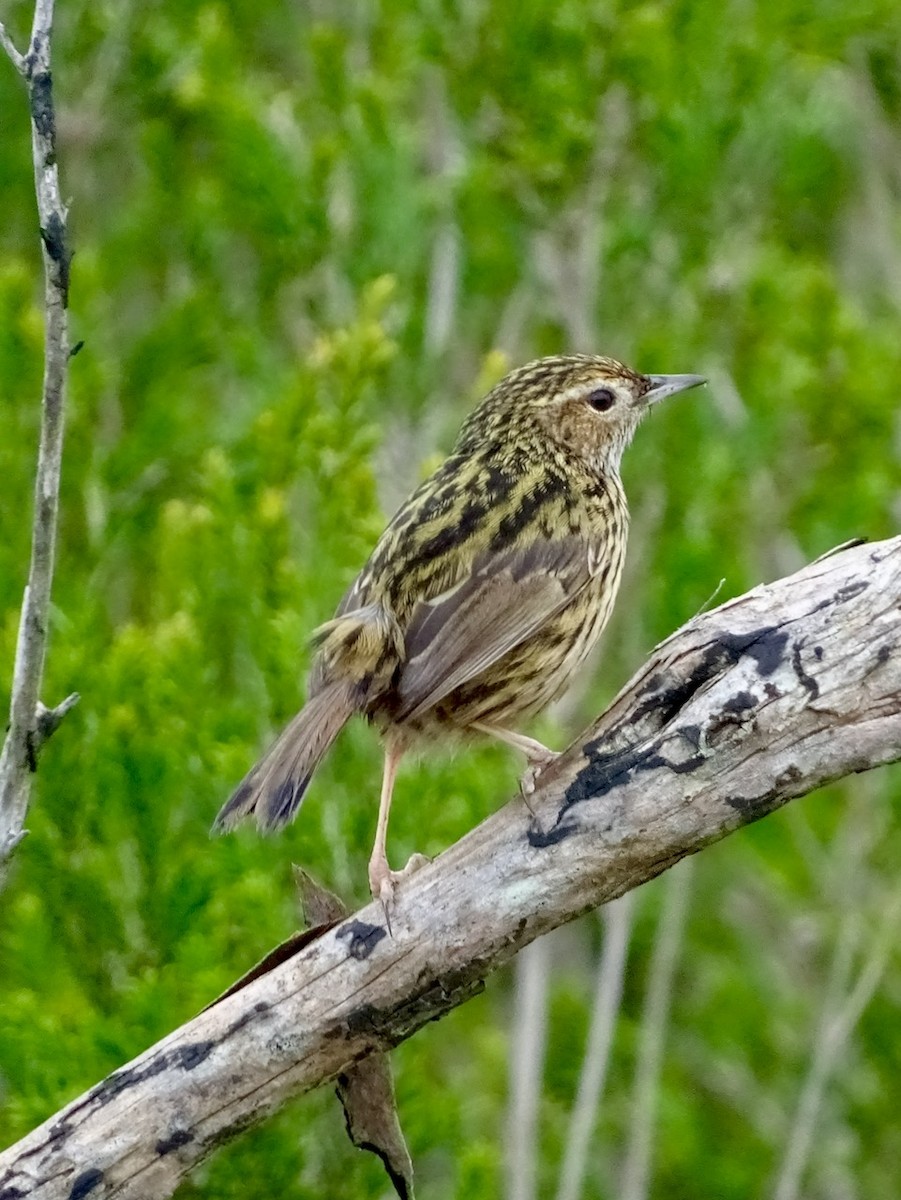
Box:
(213, 678), (358, 833)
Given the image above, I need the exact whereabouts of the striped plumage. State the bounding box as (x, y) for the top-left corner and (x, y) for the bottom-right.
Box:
(215, 354), (704, 904)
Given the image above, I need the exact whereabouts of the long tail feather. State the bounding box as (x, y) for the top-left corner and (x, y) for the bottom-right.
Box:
(213, 680), (357, 833)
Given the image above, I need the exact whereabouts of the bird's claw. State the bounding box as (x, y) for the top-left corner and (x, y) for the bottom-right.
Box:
(519, 749), (560, 800)
(369, 852), (432, 932)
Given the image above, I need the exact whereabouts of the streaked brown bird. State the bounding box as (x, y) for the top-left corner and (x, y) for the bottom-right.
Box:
(215, 355), (704, 904)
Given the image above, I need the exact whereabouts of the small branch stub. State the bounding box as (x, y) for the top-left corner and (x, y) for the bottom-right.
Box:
(0, 20), (25, 72)
(32, 693), (80, 760)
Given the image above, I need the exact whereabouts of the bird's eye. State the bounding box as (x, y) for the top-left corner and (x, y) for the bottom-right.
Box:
(586, 387), (616, 413)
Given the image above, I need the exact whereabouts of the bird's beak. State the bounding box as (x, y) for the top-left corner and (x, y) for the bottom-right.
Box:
(641, 373), (706, 406)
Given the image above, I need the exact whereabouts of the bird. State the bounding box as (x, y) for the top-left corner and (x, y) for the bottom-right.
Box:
(214, 354), (704, 906)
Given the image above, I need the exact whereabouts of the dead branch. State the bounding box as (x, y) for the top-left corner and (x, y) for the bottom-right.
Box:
(1, 536), (899, 1199)
(0, 0), (79, 872)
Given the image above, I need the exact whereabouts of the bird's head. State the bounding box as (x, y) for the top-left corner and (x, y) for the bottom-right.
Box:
(460, 354), (705, 475)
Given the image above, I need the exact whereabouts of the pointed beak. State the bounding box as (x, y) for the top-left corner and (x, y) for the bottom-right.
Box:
(641, 373), (706, 406)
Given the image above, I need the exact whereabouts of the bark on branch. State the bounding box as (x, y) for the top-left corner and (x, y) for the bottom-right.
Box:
(2, 536), (900, 1199)
(0, 0), (79, 872)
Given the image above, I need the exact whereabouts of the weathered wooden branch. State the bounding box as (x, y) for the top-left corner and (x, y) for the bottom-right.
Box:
(0, 0), (79, 872)
(1, 537), (899, 1199)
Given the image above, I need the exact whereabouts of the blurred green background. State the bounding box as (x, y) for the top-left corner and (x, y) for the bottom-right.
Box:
(2, 1), (901, 1196)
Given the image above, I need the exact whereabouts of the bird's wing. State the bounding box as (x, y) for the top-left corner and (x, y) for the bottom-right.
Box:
(396, 536), (595, 721)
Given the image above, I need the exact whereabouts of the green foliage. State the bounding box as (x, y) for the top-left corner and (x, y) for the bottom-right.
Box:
(2, 0), (901, 1196)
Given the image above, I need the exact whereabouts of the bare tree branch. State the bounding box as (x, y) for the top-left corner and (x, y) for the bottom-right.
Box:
(0, 538), (899, 1199)
(0, 0), (79, 871)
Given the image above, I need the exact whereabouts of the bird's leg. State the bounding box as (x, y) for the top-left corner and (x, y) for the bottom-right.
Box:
(369, 740), (428, 915)
(473, 723), (560, 799)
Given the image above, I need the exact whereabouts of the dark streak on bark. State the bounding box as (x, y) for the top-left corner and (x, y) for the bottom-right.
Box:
(25, 731), (38, 773)
(833, 580), (870, 604)
(39, 211), (66, 263)
(528, 626), (791, 848)
(67, 1169), (104, 1200)
(223, 1001), (270, 1038)
(527, 818), (579, 847)
(791, 640), (819, 700)
(335, 967), (487, 1049)
(199, 1111), (260, 1154)
(337, 921), (388, 961)
(724, 789), (782, 817)
(175, 1042), (214, 1070)
(24, 31), (43, 74)
(91, 1056), (164, 1104)
(155, 1129), (193, 1157)
(810, 578), (872, 617)
(49, 1037), (215, 1142)
(568, 743), (668, 807)
(735, 627), (789, 676)
(630, 626), (786, 730)
(29, 70), (55, 140)
(40, 211), (71, 305)
(725, 765), (804, 817)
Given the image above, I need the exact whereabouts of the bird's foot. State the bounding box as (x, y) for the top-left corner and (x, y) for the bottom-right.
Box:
(519, 747), (560, 800)
(471, 724), (559, 804)
(368, 851), (431, 928)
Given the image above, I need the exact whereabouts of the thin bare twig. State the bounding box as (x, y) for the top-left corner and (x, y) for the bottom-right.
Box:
(556, 893), (634, 1200)
(0, 0), (79, 872)
(506, 936), (551, 1200)
(619, 858), (695, 1200)
(772, 893), (901, 1200)
(421, 72), (462, 356)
